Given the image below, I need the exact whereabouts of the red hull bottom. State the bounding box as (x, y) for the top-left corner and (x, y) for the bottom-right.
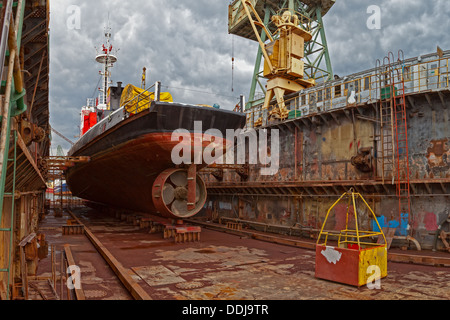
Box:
(66, 132), (226, 217)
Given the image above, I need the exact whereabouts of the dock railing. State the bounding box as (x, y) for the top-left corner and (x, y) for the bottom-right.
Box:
(247, 55), (450, 127)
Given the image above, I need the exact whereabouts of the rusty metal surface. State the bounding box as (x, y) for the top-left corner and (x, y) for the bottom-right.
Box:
(200, 91), (450, 251)
(35, 209), (133, 300)
(67, 208), (152, 300)
(315, 245), (360, 287)
(33, 206), (450, 300)
(190, 218), (450, 267)
(426, 139), (449, 169)
(0, 1), (51, 300)
(63, 245), (86, 300)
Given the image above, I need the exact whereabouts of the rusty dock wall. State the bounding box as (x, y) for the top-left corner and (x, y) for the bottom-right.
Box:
(200, 87), (449, 250)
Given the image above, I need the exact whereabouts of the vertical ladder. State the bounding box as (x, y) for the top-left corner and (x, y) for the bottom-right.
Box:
(393, 57), (411, 235)
(0, 131), (17, 300)
(379, 57), (396, 183)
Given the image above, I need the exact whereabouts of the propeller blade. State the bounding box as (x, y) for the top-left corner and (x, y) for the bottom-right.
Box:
(162, 183), (175, 205)
(170, 171), (188, 187)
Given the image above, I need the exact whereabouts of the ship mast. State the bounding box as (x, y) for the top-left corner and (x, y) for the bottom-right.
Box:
(95, 21), (117, 110)
(80, 20), (118, 137)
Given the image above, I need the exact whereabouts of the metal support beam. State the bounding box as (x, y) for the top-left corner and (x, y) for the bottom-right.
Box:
(240, 0), (335, 109)
(247, 5), (271, 110)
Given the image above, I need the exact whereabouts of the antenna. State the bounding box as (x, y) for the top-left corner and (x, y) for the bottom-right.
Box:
(95, 15), (118, 110)
(141, 67), (147, 89)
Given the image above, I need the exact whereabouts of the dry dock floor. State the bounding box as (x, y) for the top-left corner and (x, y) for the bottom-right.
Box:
(34, 206), (450, 301)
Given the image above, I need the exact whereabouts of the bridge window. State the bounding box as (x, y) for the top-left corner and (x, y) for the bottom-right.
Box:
(364, 76), (370, 91)
(335, 84), (342, 97)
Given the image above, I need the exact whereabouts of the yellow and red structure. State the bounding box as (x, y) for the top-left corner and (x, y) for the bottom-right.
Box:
(315, 189), (388, 287)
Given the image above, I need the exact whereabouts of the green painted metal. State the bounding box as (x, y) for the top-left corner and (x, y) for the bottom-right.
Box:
(0, 130), (17, 300)
(0, 2), (19, 9)
(289, 0), (295, 13)
(11, 0), (27, 115)
(317, 8), (333, 81)
(0, 0), (24, 225)
(56, 145), (65, 157)
(303, 6), (333, 81)
(10, 88), (27, 116)
(4, 131), (17, 300)
(247, 6), (271, 110)
(0, 0), (26, 300)
(0, 121), (12, 225)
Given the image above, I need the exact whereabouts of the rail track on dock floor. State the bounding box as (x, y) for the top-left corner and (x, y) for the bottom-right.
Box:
(66, 208), (151, 300)
(35, 205), (450, 300)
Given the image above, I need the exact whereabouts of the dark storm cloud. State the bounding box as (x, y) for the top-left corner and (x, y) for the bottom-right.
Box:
(49, 0), (449, 153)
(49, 0), (251, 152)
(325, 0), (450, 76)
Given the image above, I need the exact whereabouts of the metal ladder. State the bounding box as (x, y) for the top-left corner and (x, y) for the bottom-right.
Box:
(393, 53), (411, 235)
(378, 55), (396, 183)
(377, 51), (412, 234)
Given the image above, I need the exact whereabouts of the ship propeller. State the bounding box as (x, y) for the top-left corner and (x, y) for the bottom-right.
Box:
(152, 167), (207, 219)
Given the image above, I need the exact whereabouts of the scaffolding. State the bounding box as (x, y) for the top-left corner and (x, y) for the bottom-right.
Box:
(44, 155), (90, 214)
(0, 0), (50, 300)
(0, 0), (27, 300)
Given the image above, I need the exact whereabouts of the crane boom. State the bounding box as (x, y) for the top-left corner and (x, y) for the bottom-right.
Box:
(51, 127), (74, 146)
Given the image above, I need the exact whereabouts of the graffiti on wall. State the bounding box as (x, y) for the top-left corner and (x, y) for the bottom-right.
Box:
(372, 214), (409, 236)
(426, 139), (449, 174)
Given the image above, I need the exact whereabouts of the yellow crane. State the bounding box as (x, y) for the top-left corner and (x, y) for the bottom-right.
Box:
(236, 1), (316, 125)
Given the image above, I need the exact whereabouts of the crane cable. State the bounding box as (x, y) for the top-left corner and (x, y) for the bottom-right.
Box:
(231, 35), (235, 92)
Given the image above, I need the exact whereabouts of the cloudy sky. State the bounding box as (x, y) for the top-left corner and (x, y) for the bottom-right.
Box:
(48, 0), (450, 153)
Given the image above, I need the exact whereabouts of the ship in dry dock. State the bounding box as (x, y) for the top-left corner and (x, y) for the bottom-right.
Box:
(65, 26), (246, 220)
(1, 0), (450, 302)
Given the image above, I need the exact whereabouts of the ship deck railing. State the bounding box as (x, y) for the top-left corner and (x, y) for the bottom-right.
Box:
(246, 54), (450, 127)
(121, 83), (157, 116)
